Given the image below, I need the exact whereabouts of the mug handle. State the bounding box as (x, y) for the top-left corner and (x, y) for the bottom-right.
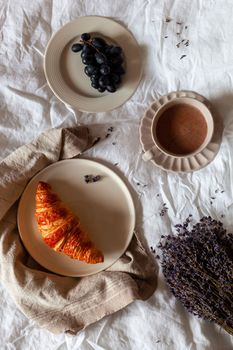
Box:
(142, 146), (157, 162)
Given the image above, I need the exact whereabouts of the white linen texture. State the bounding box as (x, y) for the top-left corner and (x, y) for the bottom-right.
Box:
(0, 0), (233, 349)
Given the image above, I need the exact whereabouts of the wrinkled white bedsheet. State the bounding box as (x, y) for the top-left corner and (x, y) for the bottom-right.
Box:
(1, 0), (233, 349)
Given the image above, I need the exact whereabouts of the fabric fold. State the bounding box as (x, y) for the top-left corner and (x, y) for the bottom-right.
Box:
(0, 126), (157, 334)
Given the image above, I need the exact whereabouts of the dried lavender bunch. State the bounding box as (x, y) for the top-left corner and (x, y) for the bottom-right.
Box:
(158, 216), (233, 335)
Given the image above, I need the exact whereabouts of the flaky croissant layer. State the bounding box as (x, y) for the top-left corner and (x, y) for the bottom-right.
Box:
(35, 181), (104, 264)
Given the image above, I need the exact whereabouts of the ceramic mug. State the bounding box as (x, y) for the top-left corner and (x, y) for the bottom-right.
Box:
(142, 97), (214, 162)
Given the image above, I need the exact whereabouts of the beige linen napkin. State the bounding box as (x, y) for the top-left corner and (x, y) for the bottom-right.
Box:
(0, 126), (157, 335)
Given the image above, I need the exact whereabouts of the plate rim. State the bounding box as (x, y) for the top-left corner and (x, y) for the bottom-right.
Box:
(44, 16), (143, 113)
(139, 90), (223, 173)
(17, 158), (136, 277)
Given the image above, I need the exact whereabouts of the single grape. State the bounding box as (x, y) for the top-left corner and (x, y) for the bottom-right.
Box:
(98, 86), (106, 93)
(106, 85), (116, 93)
(95, 52), (107, 65)
(99, 75), (110, 87)
(111, 73), (121, 84)
(91, 81), (99, 89)
(110, 46), (122, 55)
(100, 64), (111, 75)
(82, 56), (95, 65)
(81, 33), (91, 41)
(90, 72), (100, 81)
(111, 55), (123, 65)
(71, 43), (83, 52)
(86, 65), (99, 75)
(82, 43), (94, 54)
(92, 37), (106, 48)
(91, 77), (99, 85)
(84, 66), (92, 77)
(104, 44), (114, 55)
(81, 51), (88, 59)
(98, 75), (105, 87)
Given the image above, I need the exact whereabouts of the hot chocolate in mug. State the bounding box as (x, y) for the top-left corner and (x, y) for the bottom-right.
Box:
(142, 97), (214, 162)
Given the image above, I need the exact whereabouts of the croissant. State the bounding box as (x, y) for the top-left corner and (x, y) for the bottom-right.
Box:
(35, 181), (104, 264)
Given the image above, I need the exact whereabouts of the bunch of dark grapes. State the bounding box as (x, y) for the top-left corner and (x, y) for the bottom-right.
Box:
(157, 216), (233, 335)
(71, 33), (125, 93)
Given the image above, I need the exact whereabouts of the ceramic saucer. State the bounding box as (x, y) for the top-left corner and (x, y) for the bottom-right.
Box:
(139, 91), (223, 173)
(17, 159), (135, 277)
(44, 16), (142, 113)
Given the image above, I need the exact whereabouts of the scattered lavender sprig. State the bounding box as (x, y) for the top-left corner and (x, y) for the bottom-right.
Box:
(159, 203), (168, 217)
(84, 175), (101, 183)
(157, 216), (233, 335)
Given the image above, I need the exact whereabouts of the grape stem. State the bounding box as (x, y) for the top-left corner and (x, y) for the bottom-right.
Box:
(80, 39), (102, 55)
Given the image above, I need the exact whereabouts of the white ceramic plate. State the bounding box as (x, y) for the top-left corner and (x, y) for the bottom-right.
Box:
(139, 91), (223, 173)
(17, 159), (135, 277)
(44, 16), (142, 112)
